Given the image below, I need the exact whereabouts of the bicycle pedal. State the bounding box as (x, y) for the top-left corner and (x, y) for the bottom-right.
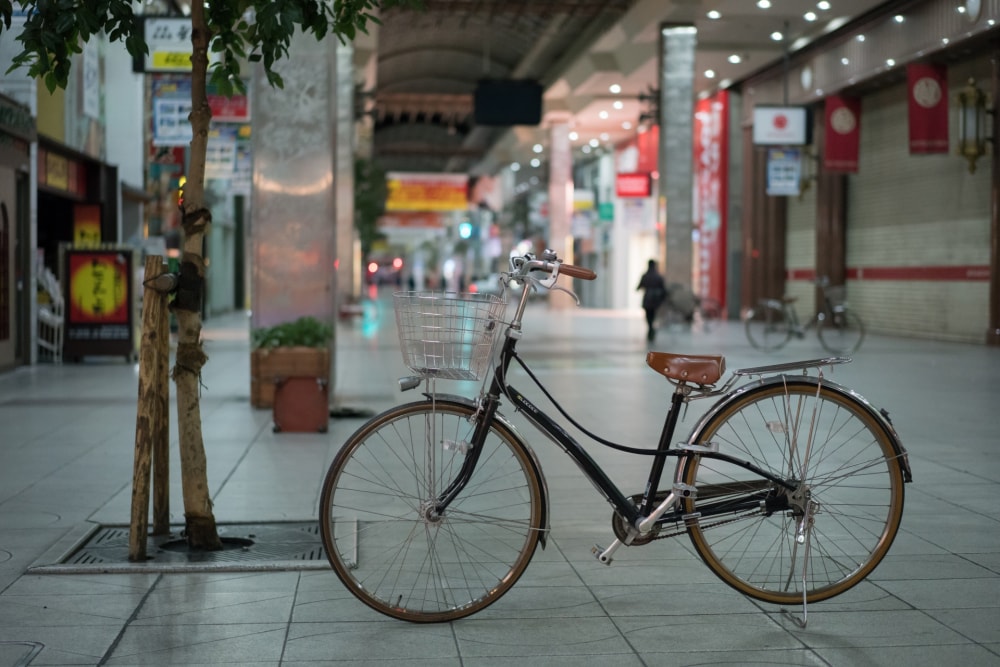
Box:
(591, 544), (613, 565)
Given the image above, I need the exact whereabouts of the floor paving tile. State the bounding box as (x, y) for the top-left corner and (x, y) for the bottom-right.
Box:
(1, 300), (998, 664)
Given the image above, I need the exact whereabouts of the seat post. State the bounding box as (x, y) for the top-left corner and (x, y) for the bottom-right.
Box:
(638, 387), (687, 516)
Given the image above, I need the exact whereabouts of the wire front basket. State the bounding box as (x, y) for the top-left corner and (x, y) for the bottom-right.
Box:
(824, 285), (847, 307)
(394, 291), (507, 381)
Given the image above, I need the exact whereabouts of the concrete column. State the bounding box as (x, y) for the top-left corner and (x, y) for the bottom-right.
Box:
(250, 31), (337, 330)
(658, 25), (696, 287)
(335, 41), (355, 307)
(547, 119), (573, 308)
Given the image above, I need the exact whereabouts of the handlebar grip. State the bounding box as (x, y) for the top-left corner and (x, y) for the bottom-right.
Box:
(558, 263), (597, 281)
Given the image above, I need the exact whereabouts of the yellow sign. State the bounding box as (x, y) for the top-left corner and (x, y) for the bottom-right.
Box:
(386, 173), (468, 212)
(152, 51), (192, 70)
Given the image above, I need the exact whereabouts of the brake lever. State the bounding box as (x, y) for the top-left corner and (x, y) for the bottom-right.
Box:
(552, 284), (580, 305)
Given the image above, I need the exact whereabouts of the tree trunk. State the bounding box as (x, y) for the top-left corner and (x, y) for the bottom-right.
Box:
(173, 0), (221, 550)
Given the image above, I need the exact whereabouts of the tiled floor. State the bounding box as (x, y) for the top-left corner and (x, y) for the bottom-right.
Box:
(1, 291), (998, 666)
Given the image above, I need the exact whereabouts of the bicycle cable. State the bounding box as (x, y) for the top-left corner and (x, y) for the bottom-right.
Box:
(505, 350), (667, 456)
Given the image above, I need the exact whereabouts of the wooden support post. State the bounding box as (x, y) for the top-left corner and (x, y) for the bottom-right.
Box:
(129, 256), (173, 561)
(151, 262), (171, 535)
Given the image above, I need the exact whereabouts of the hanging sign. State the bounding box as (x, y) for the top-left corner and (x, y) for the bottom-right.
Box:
(765, 148), (803, 196)
(823, 95), (861, 173)
(907, 63), (949, 154)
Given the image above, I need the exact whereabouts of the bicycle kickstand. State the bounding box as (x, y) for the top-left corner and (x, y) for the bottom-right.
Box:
(780, 500), (816, 629)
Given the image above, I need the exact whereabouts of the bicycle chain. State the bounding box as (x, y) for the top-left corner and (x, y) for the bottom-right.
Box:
(648, 508), (765, 542)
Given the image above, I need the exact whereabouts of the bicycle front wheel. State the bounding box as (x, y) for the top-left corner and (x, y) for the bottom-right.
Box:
(744, 303), (792, 351)
(319, 400), (544, 622)
(818, 309), (865, 354)
(679, 379), (905, 605)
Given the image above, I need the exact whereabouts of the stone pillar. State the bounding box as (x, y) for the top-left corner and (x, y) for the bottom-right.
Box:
(658, 25), (696, 287)
(250, 32), (337, 330)
(547, 119), (574, 308)
(335, 41), (355, 308)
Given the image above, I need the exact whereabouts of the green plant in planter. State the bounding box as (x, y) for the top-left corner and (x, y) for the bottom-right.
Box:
(251, 316), (333, 349)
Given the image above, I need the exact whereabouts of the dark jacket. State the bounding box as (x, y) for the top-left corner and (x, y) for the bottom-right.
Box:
(637, 270), (667, 311)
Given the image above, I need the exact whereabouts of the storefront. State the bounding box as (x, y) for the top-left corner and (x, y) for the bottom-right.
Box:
(0, 93), (34, 371)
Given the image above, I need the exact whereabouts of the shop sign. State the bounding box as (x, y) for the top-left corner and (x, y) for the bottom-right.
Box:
(73, 204), (102, 247)
(385, 173), (468, 212)
(765, 148), (802, 196)
(63, 249), (135, 359)
(615, 172), (652, 198)
(752, 106), (811, 146)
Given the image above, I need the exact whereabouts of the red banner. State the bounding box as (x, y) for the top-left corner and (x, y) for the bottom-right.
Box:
(692, 90), (728, 312)
(636, 125), (659, 174)
(823, 95), (861, 173)
(907, 63), (948, 154)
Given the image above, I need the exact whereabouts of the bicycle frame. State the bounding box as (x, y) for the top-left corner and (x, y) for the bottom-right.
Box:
(432, 273), (798, 559)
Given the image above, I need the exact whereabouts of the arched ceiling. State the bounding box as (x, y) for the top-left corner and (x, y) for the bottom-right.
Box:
(358, 0), (894, 176)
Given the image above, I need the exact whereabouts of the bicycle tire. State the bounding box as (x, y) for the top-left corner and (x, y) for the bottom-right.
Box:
(817, 309), (866, 354)
(678, 378), (905, 605)
(744, 302), (793, 351)
(319, 399), (544, 622)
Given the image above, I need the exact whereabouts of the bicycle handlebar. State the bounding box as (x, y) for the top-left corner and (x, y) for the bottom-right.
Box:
(510, 253), (597, 282)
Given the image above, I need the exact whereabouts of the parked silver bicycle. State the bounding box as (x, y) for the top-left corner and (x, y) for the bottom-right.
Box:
(319, 252), (910, 624)
(744, 277), (866, 354)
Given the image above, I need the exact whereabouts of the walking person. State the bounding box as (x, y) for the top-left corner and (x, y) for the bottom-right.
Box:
(637, 259), (667, 342)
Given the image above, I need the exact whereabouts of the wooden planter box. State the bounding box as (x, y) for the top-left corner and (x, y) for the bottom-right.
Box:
(250, 346), (330, 409)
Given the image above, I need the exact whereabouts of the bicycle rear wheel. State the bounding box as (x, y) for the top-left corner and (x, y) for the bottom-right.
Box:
(744, 302), (793, 351)
(818, 309), (865, 354)
(319, 400), (544, 622)
(678, 379), (905, 605)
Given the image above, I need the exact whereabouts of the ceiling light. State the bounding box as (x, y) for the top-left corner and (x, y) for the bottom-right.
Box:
(600, 132), (609, 141)
(817, 0), (830, 8)
(856, 34), (866, 42)
(841, 57), (849, 65)
(622, 121), (632, 130)
(894, 14), (904, 23)
(771, 31), (783, 41)
(613, 100), (624, 110)
(757, 0), (771, 8)
(582, 145), (592, 154)
(568, 131), (579, 141)
(989, 19), (996, 26)
(510, 163), (520, 172)
(532, 143), (543, 153)
(804, 11), (817, 21)
(707, 9), (721, 19)
(599, 110), (609, 119)
(705, 69), (716, 78)
(530, 158), (541, 167)
(589, 138), (599, 147)
(718, 78), (733, 88)
(942, 37), (950, 45)
(728, 54), (742, 64)
(609, 84), (621, 94)
(957, 5), (967, 13)
(886, 58), (896, 66)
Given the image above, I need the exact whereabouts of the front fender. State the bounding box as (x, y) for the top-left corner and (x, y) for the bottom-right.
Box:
(423, 393), (552, 548)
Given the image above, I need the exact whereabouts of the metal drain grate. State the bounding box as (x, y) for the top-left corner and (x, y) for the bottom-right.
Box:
(30, 522), (331, 573)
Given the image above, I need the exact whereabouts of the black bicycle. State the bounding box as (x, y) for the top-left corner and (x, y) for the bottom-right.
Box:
(319, 251), (911, 623)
